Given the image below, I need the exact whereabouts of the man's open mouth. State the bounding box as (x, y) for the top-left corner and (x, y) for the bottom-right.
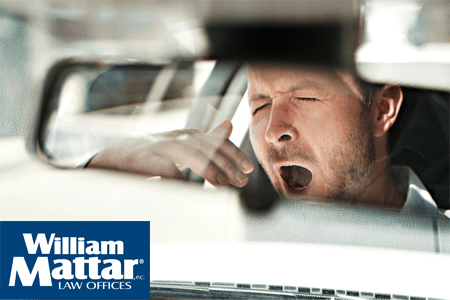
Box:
(280, 166), (313, 190)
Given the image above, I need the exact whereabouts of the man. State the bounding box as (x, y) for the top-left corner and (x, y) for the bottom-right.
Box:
(86, 64), (438, 210)
(247, 64), (404, 207)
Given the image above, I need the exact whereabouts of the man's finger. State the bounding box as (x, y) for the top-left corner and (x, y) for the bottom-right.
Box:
(124, 152), (187, 180)
(209, 119), (233, 139)
(153, 141), (231, 188)
(174, 136), (249, 187)
(192, 134), (254, 174)
(205, 120), (254, 174)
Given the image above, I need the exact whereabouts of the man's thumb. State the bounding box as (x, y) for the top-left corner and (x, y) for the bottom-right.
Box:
(209, 119), (233, 139)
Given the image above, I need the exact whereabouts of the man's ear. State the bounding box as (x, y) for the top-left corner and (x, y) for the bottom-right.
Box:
(372, 84), (403, 137)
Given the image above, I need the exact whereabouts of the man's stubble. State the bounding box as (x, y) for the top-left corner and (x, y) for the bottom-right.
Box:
(259, 102), (376, 202)
(325, 103), (376, 201)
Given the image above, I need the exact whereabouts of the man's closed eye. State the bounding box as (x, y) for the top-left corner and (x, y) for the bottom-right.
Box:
(253, 103), (270, 115)
(296, 97), (317, 101)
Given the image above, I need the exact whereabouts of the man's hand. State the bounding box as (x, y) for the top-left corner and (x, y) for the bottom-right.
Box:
(87, 120), (254, 188)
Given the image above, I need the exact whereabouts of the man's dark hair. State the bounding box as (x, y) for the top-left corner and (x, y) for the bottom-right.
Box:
(354, 77), (383, 108)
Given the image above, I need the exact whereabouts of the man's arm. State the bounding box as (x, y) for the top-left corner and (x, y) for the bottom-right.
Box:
(87, 120), (254, 188)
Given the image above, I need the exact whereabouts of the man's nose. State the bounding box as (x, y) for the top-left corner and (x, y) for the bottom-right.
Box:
(265, 103), (299, 145)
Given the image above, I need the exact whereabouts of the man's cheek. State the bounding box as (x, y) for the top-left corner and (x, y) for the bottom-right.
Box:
(249, 122), (267, 157)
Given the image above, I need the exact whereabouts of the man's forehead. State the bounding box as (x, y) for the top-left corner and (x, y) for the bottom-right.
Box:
(247, 64), (361, 99)
(249, 64), (338, 89)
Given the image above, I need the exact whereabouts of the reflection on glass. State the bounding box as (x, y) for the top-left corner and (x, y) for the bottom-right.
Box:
(42, 60), (448, 213)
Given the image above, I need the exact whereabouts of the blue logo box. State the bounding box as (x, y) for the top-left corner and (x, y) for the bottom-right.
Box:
(0, 221), (150, 299)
